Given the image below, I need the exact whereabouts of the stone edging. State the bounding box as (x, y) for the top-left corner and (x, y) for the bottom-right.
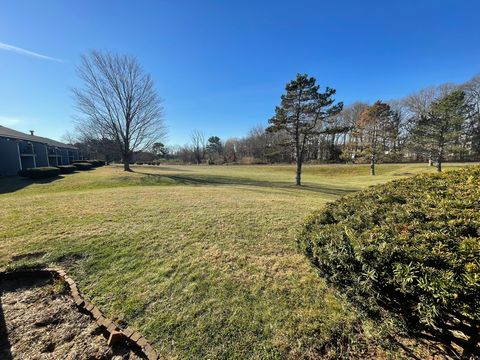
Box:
(0, 267), (160, 360)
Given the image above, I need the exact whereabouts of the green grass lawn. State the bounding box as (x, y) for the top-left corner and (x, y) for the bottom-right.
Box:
(0, 163), (475, 359)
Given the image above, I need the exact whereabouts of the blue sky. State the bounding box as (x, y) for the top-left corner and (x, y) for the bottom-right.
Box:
(1, 0), (479, 145)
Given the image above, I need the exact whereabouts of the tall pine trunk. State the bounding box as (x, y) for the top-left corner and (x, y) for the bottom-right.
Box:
(295, 129), (302, 186)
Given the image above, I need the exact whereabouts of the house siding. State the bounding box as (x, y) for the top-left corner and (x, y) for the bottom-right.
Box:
(0, 125), (79, 176)
(33, 142), (49, 167)
(60, 148), (69, 165)
(0, 137), (21, 176)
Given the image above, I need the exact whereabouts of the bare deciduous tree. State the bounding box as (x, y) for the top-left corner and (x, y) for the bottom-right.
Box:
(190, 130), (206, 164)
(358, 101), (393, 175)
(462, 76), (480, 158)
(73, 50), (166, 171)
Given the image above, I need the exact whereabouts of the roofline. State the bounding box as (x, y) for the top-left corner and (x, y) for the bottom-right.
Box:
(0, 125), (78, 149)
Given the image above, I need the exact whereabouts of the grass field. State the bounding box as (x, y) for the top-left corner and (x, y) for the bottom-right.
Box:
(0, 163), (475, 358)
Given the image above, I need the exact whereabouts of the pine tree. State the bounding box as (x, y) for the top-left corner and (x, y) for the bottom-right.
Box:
(414, 90), (467, 171)
(267, 74), (342, 185)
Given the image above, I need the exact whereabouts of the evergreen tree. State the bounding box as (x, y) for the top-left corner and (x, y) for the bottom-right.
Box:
(414, 90), (468, 171)
(152, 142), (167, 158)
(206, 136), (224, 163)
(267, 74), (343, 185)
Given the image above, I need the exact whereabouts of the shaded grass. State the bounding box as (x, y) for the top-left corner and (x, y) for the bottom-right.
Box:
(0, 163), (476, 358)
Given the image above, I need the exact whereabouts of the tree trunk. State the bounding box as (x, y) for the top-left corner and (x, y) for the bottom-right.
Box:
(123, 152), (132, 172)
(296, 159), (302, 186)
(437, 148), (443, 172)
(370, 155), (375, 176)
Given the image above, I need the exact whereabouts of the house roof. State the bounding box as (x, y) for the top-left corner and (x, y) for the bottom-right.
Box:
(0, 125), (77, 149)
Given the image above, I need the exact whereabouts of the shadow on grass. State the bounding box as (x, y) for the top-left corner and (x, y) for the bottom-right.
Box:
(134, 171), (357, 196)
(0, 297), (12, 360)
(130, 165), (193, 172)
(0, 176), (63, 195)
(155, 165), (193, 172)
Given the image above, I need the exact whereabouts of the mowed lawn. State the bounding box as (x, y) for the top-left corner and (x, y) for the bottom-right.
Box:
(0, 163), (474, 358)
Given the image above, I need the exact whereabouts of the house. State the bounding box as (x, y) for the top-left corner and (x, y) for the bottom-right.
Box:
(0, 125), (80, 176)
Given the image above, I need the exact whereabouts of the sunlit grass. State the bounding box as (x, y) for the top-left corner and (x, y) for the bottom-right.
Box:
(0, 163), (475, 358)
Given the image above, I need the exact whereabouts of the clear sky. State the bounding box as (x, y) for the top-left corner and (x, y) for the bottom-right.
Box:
(1, 0), (479, 145)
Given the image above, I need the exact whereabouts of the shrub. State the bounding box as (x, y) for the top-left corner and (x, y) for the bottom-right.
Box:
(17, 167), (61, 179)
(136, 162), (144, 165)
(57, 165), (76, 174)
(89, 160), (105, 167)
(72, 162), (94, 171)
(298, 166), (480, 357)
(71, 159), (105, 167)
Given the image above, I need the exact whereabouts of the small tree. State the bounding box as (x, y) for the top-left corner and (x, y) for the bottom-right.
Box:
(73, 50), (166, 171)
(415, 90), (468, 171)
(191, 130), (206, 164)
(224, 138), (238, 163)
(267, 74), (343, 185)
(463, 76), (480, 160)
(206, 136), (224, 164)
(152, 142), (167, 159)
(358, 101), (393, 175)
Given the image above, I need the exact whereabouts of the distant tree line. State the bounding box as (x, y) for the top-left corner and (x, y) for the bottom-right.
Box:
(70, 64), (480, 174)
(168, 74), (480, 169)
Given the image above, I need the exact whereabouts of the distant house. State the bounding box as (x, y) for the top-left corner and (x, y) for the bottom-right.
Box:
(0, 125), (80, 176)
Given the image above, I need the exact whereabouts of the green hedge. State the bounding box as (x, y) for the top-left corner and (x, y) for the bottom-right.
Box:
(89, 160), (105, 167)
(72, 162), (94, 171)
(57, 165), (76, 174)
(298, 166), (480, 356)
(17, 167), (61, 179)
(71, 159), (105, 167)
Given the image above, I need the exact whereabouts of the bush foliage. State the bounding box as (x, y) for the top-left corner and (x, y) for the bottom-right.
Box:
(72, 159), (105, 167)
(72, 162), (94, 171)
(17, 167), (61, 179)
(57, 165), (76, 174)
(89, 160), (105, 167)
(298, 166), (480, 356)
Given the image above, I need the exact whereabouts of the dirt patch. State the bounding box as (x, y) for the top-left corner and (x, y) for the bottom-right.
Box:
(0, 275), (144, 360)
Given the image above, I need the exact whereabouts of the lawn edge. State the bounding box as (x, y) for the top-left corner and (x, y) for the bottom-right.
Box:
(0, 267), (160, 360)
